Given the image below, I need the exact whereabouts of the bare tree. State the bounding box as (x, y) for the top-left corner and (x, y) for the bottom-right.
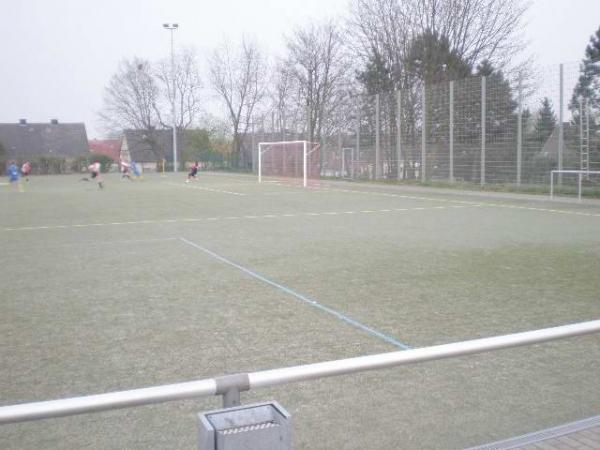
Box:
(209, 38), (266, 168)
(285, 21), (352, 142)
(348, 0), (409, 88)
(267, 61), (304, 139)
(155, 47), (203, 130)
(407, 0), (529, 68)
(349, 0), (529, 84)
(99, 58), (163, 133)
(98, 58), (166, 158)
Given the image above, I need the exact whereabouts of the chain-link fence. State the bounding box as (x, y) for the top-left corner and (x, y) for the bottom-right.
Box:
(247, 61), (600, 194)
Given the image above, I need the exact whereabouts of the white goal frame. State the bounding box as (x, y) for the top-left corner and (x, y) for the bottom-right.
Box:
(341, 147), (355, 179)
(258, 140), (318, 188)
(550, 170), (600, 201)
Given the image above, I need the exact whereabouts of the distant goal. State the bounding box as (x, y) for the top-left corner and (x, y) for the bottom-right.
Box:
(550, 170), (600, 201)
(258, 141), (321, 187)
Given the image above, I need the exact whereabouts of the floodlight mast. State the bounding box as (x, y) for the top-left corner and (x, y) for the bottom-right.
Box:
(162, 23), (179, 172)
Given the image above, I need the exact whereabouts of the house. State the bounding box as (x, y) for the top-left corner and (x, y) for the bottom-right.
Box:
(89, 139), (121, 161)
(0, 119), (89, 162)
(120, 129), (186, 171)
(540, 123), (579, 167)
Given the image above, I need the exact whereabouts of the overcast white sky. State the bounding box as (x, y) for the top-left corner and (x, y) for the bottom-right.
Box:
(1, 0), (599, 138)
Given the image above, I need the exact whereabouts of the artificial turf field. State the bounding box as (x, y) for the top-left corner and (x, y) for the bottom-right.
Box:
(0, 172), (599, 449)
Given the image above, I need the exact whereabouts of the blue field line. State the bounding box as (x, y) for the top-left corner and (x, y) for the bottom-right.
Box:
(179, 237), (411, 350)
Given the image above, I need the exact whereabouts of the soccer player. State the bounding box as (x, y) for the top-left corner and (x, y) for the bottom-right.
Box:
(130, 160), (142, 180)
(21, 161), (32, 181)
(121, 161), (131, 180)
(186, 161), (199, 183)
(82, 161), (103, 189)
(7, 161), (23, 192)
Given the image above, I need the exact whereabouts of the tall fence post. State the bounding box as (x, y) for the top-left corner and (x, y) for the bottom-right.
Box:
(481, 76), (486, 187)
(449, 81), (454, 183)
(517, 77), (523, 186)
(421, 85), (426, 182)
(303, 141), (307, 188)
(356, 97), (361, 180)
(397, 89), (402, 181)
(375, 93), (381, 179)
(306, 103), (312, 144)
(338, 131), (343, 177)
(271, 111), (275, 134)
(558, 64), (564, 185)
(251, 118), (256, 173)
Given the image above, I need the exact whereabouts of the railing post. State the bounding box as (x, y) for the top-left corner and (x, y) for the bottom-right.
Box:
(449, 81), (454, 183)
(375, 93), (381, 179)
(481, 76), (486, 187)
(222, 388), (241, 408)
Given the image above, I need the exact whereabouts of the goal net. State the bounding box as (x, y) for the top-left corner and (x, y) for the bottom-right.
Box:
(258, 141), (321, 187)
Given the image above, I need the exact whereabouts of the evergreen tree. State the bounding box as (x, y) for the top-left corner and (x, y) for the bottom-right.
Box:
(568, 26), (600, 169)
(475, 60), (494, 77)
(533, 97), (557, 144)
(405, 30), (472, 85)
(569, 26), (600, 112)
(451, 60), (518, 182)
(356, 52), (394, 95)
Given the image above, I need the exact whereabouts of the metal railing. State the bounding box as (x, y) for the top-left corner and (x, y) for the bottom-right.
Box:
(1, 319), (599, 425)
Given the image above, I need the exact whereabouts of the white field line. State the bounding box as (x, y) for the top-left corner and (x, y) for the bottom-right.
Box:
(178, 237), (411, 350)
(300, 185), (600, 218)
(0, 237), (178, 254)
(166, 182), (246, 196)
(2, 204), (482, 232)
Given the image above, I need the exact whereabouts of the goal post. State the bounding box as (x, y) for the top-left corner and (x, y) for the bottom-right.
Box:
(341, 147), (355, 179)
(258, 140), (321, 188)
(550, 170), (600, 201)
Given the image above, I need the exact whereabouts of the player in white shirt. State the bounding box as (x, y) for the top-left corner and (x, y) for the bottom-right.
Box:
(81, 161), (104, 189)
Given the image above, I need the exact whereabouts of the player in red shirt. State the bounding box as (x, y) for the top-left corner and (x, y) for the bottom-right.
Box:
(21, 161), (32, 181)
(186, 161), (199, 183)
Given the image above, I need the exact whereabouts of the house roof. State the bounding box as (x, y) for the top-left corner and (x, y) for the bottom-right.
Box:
(123, 129), (185, 162)
(89, 139), (121, 161)
(0, 121), (89, 160)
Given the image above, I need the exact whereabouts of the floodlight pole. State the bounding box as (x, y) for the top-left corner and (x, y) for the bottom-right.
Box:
(163, 23), (179, 172)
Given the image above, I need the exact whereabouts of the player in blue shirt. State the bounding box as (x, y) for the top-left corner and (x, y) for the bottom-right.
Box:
(7, 162), (23, 192)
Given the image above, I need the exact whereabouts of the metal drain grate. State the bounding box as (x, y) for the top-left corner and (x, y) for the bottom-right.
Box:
(218, 421), (279, 435)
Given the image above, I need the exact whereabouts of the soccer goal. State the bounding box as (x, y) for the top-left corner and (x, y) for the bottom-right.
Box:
(258, 141), (321, 187)
(550, 170), (600, 201)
